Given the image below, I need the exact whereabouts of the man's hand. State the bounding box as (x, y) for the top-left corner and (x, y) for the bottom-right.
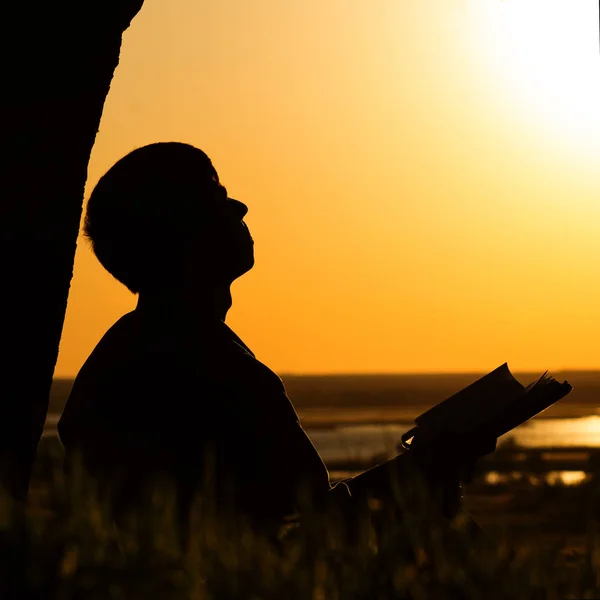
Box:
(408, 431), (497, 518)
(410, 431), (496, 477)
(454, 433), (497, 484)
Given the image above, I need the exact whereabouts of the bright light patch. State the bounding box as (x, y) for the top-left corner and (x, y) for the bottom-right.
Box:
(547, 470), (587, 486)
(472, 0), (600, 155)
(485, 471), (502, 484)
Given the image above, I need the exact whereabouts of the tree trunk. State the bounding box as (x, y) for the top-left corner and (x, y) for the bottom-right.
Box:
(0, 1), (145, 503)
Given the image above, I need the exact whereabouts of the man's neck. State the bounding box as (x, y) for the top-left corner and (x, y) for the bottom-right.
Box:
(136, 284), (233, 323)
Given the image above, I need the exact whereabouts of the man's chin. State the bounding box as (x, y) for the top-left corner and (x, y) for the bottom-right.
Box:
(244, 248), (255, 270)
(242, 256), (255, 275)
(232, 254), (254, 279)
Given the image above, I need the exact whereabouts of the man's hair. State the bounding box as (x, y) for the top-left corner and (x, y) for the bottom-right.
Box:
(84, 142), (222, 294)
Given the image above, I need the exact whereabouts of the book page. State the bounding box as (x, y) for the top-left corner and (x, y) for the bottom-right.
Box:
(413, 363), (526, 437)
(490, 376), (572, 438)
(523, 370), (550, 393)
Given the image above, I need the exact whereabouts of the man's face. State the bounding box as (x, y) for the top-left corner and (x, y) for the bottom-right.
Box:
(221, 196), (255, 279)
(200, 184), (255, 281)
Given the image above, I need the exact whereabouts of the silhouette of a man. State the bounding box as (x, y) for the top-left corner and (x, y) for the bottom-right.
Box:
(58, 142), (494, 542)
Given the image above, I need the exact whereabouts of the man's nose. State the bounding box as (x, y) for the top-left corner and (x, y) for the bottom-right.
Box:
(228, 198), (248, 219)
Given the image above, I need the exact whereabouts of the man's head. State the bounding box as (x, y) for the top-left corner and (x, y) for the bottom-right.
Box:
(84, 142), (254, 294)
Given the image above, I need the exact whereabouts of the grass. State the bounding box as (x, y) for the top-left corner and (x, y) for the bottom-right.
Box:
(3, 436), (600, 599)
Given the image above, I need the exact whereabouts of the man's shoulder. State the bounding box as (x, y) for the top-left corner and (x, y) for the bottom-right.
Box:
(66, 311), (290, 402)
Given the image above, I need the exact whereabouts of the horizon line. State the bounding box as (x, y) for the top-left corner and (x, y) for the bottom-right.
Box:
(52, 367), (600, 379)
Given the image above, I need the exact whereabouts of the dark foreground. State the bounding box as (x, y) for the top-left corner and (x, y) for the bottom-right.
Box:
(3, 436), (598, 599)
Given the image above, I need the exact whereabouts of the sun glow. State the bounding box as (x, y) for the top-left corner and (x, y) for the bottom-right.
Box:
(473, 0), (600, 158)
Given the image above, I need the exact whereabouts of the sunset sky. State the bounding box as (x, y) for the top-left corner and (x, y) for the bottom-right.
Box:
(54, 0), (600, 377)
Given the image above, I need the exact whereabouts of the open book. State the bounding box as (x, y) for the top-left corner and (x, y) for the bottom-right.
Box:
(400, 363), (572, 449)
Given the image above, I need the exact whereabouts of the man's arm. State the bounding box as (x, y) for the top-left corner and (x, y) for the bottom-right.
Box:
(326, 432), (497, 520)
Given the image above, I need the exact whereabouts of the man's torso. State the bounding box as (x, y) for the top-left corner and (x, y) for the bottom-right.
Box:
(58, 310), (330, 525)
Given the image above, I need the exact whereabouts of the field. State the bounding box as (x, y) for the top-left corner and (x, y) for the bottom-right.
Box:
(26, 371), (600, 597)
(15, 435), (600, 599)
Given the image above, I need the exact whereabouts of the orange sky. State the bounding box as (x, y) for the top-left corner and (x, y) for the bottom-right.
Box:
(54, 0), (600, 376)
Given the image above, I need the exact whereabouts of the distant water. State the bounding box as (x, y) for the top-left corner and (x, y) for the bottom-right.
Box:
(44, 413), (600, 465)
(307, 417), (600, 463)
